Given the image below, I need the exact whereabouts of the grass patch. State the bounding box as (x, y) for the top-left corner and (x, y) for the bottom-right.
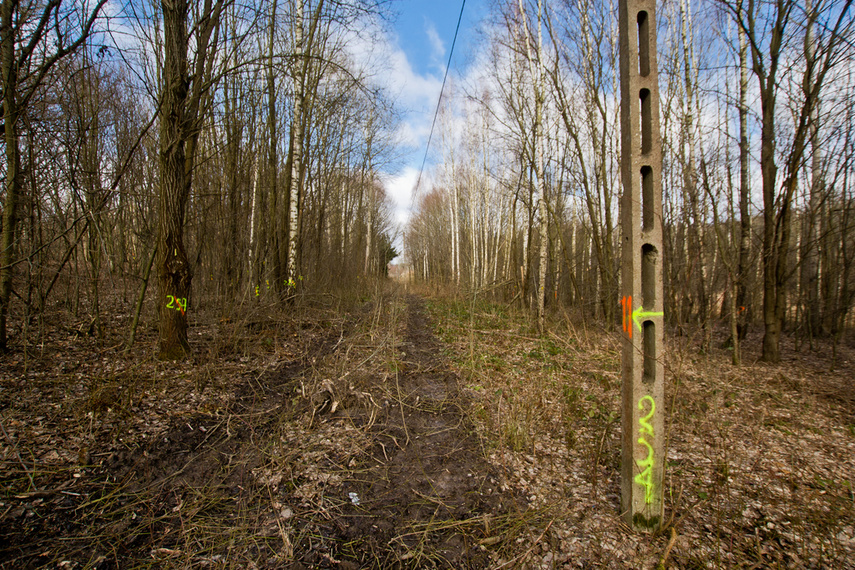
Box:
(423, 293), (855, 568)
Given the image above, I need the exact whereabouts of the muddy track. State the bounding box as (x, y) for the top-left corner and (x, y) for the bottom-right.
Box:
(0, 293), (517, 569)
(320, 295), (513, 568)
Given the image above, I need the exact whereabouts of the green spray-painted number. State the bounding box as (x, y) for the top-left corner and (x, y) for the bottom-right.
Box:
(637, 395), (654, 436)
(165, 295), (187, 315)
(634, 395), (655, 504)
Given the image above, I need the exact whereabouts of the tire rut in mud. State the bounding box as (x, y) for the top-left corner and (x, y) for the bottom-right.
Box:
(0, 295), (517, 568)
(324, 295), (515, 568)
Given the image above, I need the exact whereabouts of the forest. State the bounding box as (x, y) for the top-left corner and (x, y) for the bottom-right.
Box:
(0, 0), (853, 567)
(405, 0), (855, 365)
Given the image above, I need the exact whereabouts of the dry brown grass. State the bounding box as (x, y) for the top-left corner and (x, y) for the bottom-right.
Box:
(427, 295), (855, 568)
(2, 284), (853, 568)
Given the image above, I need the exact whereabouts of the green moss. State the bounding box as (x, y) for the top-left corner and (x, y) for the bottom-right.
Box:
(632, 513), (661, 531)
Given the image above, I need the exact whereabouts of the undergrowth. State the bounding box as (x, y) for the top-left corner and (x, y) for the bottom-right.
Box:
(424, 294), (855, 568)
(2, 284), (853, 568)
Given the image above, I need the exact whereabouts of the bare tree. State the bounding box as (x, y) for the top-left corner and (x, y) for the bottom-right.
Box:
(546, 0), (619, 325)
(156, 0), (224, 359)
(0, 0), (108, 350)
(516, 0), (548, 331)
(728, 0), (853, 362)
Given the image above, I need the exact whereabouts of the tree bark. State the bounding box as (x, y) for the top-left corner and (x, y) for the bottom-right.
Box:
(735, 16), (751, 341)
(157, 0), (223, 359)
(517, 0), (548, 331)
(157, 0), (193, 359)
(800, 0), (822, 337)
(0, 0), (21, 351)
(287, 0), (305, 286)
(750, 1), (786, 363)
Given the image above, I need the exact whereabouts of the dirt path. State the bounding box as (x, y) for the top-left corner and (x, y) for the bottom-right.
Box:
(0, 291), (516, 569)
(324, 294), (511, 567)
(4, 290), (855, 567)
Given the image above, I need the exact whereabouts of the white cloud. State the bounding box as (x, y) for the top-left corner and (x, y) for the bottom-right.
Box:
(343, 19), (443, 160)
(343, 21), (442, 115)
(394, 120), (432, 150)
(425, 22), (446, 70)
(382, 166), (421, 228)
(383, 45), (443, 116)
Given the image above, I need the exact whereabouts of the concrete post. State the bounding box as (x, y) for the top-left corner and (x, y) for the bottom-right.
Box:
(619, 0), (665, 531)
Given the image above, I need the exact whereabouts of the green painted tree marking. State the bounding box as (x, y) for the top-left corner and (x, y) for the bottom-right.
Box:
(631, 305), (664, 332)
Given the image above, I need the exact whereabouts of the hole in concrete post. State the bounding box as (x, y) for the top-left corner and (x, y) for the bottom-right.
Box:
(641, 166), (653, 231)
(643, 321), (656, 384)
(642, 243), (657, 308)
(642, 244), (658, 385)
(640, 89), (651, 154)
(637, 11), (650, 77)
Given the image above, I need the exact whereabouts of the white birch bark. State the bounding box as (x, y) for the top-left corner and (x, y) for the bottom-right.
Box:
(287, 0), (304, 284)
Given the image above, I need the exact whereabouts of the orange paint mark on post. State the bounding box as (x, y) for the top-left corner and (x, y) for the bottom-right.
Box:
(628, 296), (632, 339)
(621, 296), (633, 339)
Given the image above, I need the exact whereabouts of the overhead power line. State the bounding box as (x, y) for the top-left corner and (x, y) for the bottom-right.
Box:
(411, 0), (467, 203)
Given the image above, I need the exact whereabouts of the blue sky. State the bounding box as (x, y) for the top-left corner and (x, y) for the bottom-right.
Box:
(380, 0), (489, 233)
(392, 0), (487, 78)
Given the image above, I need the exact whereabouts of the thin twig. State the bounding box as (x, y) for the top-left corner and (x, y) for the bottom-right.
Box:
(0, 414), (36, 491)
(494, 518), (555, 569)
(394, 370), (411, 447)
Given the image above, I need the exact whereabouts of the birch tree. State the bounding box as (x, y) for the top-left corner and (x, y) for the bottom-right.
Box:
(728, 0), (853, 362)
(517, 0), (548, 331)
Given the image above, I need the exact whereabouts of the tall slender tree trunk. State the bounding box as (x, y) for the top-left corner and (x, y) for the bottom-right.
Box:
(450, 141), (460, 287)
(0, 0), (20, 351)
(759, 76), (781, 362)
(248, 159), (260, 288)
(157, 0), (193, 359)
(287, 0), (304, 285)
(680, 0), (707, 339)
(801, 0), (822, 337)
(363, 114), (375, 275)
(518, 0), (548, 331)
(752, 3), (786, 363)
(223, 72), (241, 292)
(266, 3), (282, 289)
(735, 17), (751, 340)
(469, 159), (477, 289)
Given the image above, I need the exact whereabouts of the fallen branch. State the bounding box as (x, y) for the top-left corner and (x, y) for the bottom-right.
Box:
(658, 526), (678, 569)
